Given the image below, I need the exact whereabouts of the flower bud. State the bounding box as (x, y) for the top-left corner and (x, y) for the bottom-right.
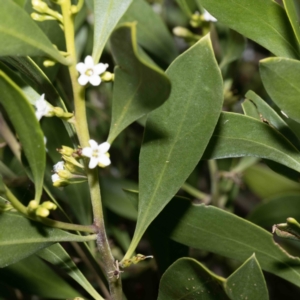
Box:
(43, 60), (56, 67)
(32, 0), (48, 13)
(57, 146), (75, 156)
(36, 206), (50, 217)
(41, 201), (57, 210)
(101, 72), (114, 82)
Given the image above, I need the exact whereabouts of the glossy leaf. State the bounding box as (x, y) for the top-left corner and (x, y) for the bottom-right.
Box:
(219, 30), (245, 70)
(152, 197), (300, 288)
(0, 1), (68, 64)
(225, 254), (269, 300)
(158, 258), (228, 300)
(92, 0), (132, 62)
(120, 0), (178, 64)
(0, 212), (96, 267)
(37, 244), (103, 300)
(283, 0), (300, 44)
(197, 0), (299, 58)
(0, 71), (45, 202)
(248, 193), (300, 228)
(204, 112), (300, 173)
(107, 23), (171, 143)
(260, 57), (300, 123)
(125, 35), (223, 259)
(244, 164), (300, 199)
(0, 255), (79, 298)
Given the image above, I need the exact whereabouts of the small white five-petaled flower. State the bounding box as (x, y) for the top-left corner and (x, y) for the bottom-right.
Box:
(53, 161), (65, 172)
(203, 10), (217, 22)
(76, 56), (109, 86)
(35, 94), (53, 121)
(82, 140), (111, 169)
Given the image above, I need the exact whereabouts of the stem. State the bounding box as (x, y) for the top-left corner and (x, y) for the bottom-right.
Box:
(208, 160), (219, 206)
(60, 1), (121, 298)
(181, 182), (210, 204)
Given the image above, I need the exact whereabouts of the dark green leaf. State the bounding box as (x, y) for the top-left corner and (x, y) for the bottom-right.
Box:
(0, 71), (45, 202)
(0, 1), (68, 64)
(225, 254), (269, 300)
(37, 244), (103, 300)
(125, 35), (223, 258)
(152, 197), (300, 288)
(248, 193), (300, 228)
(0, 212), (96, 267)
(107, 23), (171, 143)
(158, 258), (228, 300)
(92, 0), (132, 62)
(198, 0), (299, 58)
(0, 255), (79, 298)
(283, 0), (300, 44)
(120, 0), (178, 64)
(260, 57), (300, 123)
(204, 112), (300, 173)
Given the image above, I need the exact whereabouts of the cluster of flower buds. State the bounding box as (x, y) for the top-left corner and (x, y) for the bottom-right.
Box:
(34, 94), (73, 121)
(27, 200), (57, 218)
(31, 0), (63, 24)
(51, 146), (86, 187)
(119, 254), (153, 269)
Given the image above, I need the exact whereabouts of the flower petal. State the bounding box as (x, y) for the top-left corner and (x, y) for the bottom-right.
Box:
(51, 173), (60, 183)
(88, 139), (98, 150)
(89, 74), (101, 86)
(98, 154), (111, 167)
(82, 147), (93, 158)
(76, 62), (87, 74)
(78, 74), (90, 86)
(94, 63), (108, 75)
(98, 142), (110, 153)
(84, 55), (94, 69)
(89, 157), (99, 169)
(53, 161), (65, 172)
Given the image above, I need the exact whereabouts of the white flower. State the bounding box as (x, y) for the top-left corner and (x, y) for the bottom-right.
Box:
(35, 94), (53, 121)
(76, 56), (108, 86)
(51, 173), (60, 183)
(203, 10), (217, 22)
(82, 139), (111, 169)
(53, 161), (65, 172)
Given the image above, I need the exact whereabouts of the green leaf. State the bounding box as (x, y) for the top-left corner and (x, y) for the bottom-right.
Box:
(125, 35), (223, 259)
(283, 0), (300, 44)
(92, 0), (132, 62)
(107, 23), (171, 143)
(37, 244), (103, 300)
(219, 30), (245, 71)
(244, 164), (300, 199)
(204, 112), (300, 173)
(120, 0), (178, 64)
(0, 1), (69, 64)
(0, 212), (96, 267)
(152, 197), (300, 288)
(158, 258), (228, 300)
(260, 57), (300, 123)
(248, 193), (300, 228)
(243, 90), (300, 149)
(0, 255), (79, 298)
(197, 0), (299, 58)
(225, 254), (269, 300)
(0, 71), (45, 202)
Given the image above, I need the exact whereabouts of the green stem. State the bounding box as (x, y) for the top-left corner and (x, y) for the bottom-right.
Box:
(208, 160), (219, 206)
(181, 183), (210, 204)
(60, 1), (121, 298)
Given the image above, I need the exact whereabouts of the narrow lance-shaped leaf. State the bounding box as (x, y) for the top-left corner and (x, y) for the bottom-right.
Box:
(0, 71), (45, 202)
(92, 0), (132, 63)
(152, 197), (300, 288)
(158, 258), (228, 300)
(0, 1), (69, 64)
(0, 212), (96, 267)
(197, 0), (299, 58)
(204, 112), (300, 173)
(225, 254), (269, 300)
(37, 244), (104, 300)
(260, 57), (300, 123)
(107, 23), (171, 143)
(283, 0), (300, 44)
(123, 34), (223, 261)
(119, 0), (178, 64)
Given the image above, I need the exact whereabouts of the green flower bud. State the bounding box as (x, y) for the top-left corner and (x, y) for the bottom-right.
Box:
(36, 206), (50, 217)
(41, 201), (57, 210)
